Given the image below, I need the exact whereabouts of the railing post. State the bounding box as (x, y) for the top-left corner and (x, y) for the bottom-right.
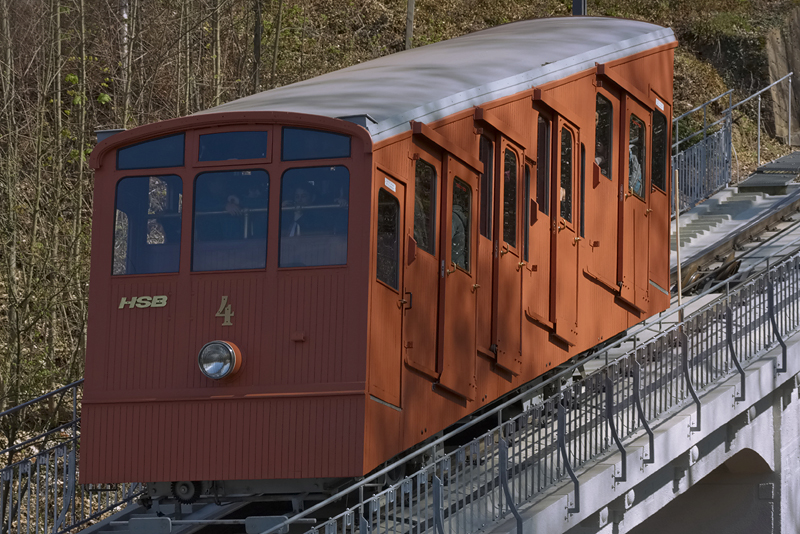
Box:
(726, 304), (746, 401)
(632, 362), (655, 464)
(681, 331), (701, 432)
(758, 94), (762, 167)
(768, 275), (788, 373)
(432, 475), (445, 534)
(499, 440), (523, 534)
(605, 373), (627, 481)
(557, 398), (579, 514)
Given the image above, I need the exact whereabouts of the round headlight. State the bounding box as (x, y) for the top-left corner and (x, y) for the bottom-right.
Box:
(198, 341), (241, 379)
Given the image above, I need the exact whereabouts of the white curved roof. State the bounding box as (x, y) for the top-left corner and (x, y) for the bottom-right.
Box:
(199, 17), (675, 142)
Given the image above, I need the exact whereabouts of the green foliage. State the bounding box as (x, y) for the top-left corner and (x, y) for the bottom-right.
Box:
(97, 93), (111, 105)
(64, 73), (78, 85)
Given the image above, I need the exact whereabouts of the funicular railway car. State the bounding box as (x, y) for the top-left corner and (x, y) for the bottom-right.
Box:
(82, 16), (676, 503)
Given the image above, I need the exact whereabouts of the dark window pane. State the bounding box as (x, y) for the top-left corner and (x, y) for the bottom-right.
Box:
(580, 144), (586, 238)
(629, 115), (646, 199)
(560, 128), (573, 223)
(652, 110), (668, 191)
(503, 149), (517, 247)
(414, 159), (437, 255)
(377, 188), (400, 289)
(479, 136), (493, 238)
(536, 117), (550, 216)
(452, 178), (471, 272)
(524, 165), (531, 262)
(282, 128), (350, 161)
(192, 170), (269, 271)
(113, 175), (182, 275)
(595, 94), (613, 179)
(279, 166), (349, 267)
(199, 131), (268, 162)
(117, 134), (184, 170)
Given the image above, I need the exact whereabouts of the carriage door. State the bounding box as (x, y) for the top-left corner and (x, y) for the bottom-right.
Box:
(648, 100), (671, 298)
(369, 177), (406, 407)
(524, 114), (554, 329)
(494, 141), (523, 375)
(437, 155), (478, 400)
(618, 96), (652, 311)
(552, 119), (579, 346)
(403, 150), (441, 380)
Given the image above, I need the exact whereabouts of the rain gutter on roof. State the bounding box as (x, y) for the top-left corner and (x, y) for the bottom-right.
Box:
(367, 27), (676, 143)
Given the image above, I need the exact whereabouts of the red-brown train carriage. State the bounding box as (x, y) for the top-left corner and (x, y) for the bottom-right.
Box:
(82, 16), (676, 502)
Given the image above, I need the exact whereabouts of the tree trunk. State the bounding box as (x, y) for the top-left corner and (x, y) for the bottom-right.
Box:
(270, 0), (284, 89)
(253, 0), (261, 93)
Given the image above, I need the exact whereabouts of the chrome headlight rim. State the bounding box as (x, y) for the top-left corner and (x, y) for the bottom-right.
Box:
(197, 340), (241, 380)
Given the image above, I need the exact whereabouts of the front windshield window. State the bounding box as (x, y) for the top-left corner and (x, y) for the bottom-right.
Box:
(192, 169), (270, 271)
(279, 166), (349, 267)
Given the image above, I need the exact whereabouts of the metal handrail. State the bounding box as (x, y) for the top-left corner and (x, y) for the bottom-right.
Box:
(0, 379), (83, 419)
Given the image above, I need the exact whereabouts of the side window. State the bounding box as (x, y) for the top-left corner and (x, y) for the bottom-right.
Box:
(279, 166), (349, 267)
(595, 94), (613, 179)
(503, 149), (517, 247)
(629, 115), (646, 199)
(113, 175), (182, 275)
(524, 164), (531, 262)
(376, 188), (400, 289)
(452, 178), (471, 272)
(560, 128), (573, 223)
(479, 136), (493, 238)
(414, 159), (437, 255)
(651, 110), (668, 191)
(536, 117), (550, 216)
(192, 170), (270, 272)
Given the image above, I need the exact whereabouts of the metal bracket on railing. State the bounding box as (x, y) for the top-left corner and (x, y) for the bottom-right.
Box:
(432, 475), (445, 534)
(632, 362), (654, 464)
(499, 439), (523, 534)
(557, 398), (580, 514)
(605, 375), (627, 481)
(767, 278), (788, 373)
(726, 305), (746, 401)
(681, 331), (701, 432)
(360, 515), (371, 533)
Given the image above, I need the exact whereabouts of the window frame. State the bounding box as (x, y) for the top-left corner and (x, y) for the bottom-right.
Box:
(535, 114), (551, 217)
(191, 126), (273, 168)
(376, 186), (401, 292)
(627, 113), (648, 201)
(595, 93), (614, 181)
(413, 157), (438, 257)
(116, 133), (186, 171)
(651, 109), (668, 193)
(502, 146), (520, 250)
(451, 176), (472, 274)
(112, 174), (184, 276)
(281, 127), (351, 162)
(558, 123), (577, 229)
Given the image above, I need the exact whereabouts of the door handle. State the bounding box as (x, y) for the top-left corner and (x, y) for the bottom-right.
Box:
(500, 244), (510, 256)
(645, 208), (653, 216)
(574, 237), (582, 244)
(471, 284), (481, 293)
(446, 262), (457, 276)
(557, 221), (566, 232)
(517, 261), (526, 271)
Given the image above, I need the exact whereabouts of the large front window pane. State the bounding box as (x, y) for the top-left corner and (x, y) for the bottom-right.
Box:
(279, 166), (349, 267)
(192, 170), (270, 271)
(113, 175), (182, 275)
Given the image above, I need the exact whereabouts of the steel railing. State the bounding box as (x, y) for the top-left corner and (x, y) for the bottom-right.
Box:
(0, 381), (141, 534)
(275, 245), (800, 534)
(671, 73), (794, 216)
